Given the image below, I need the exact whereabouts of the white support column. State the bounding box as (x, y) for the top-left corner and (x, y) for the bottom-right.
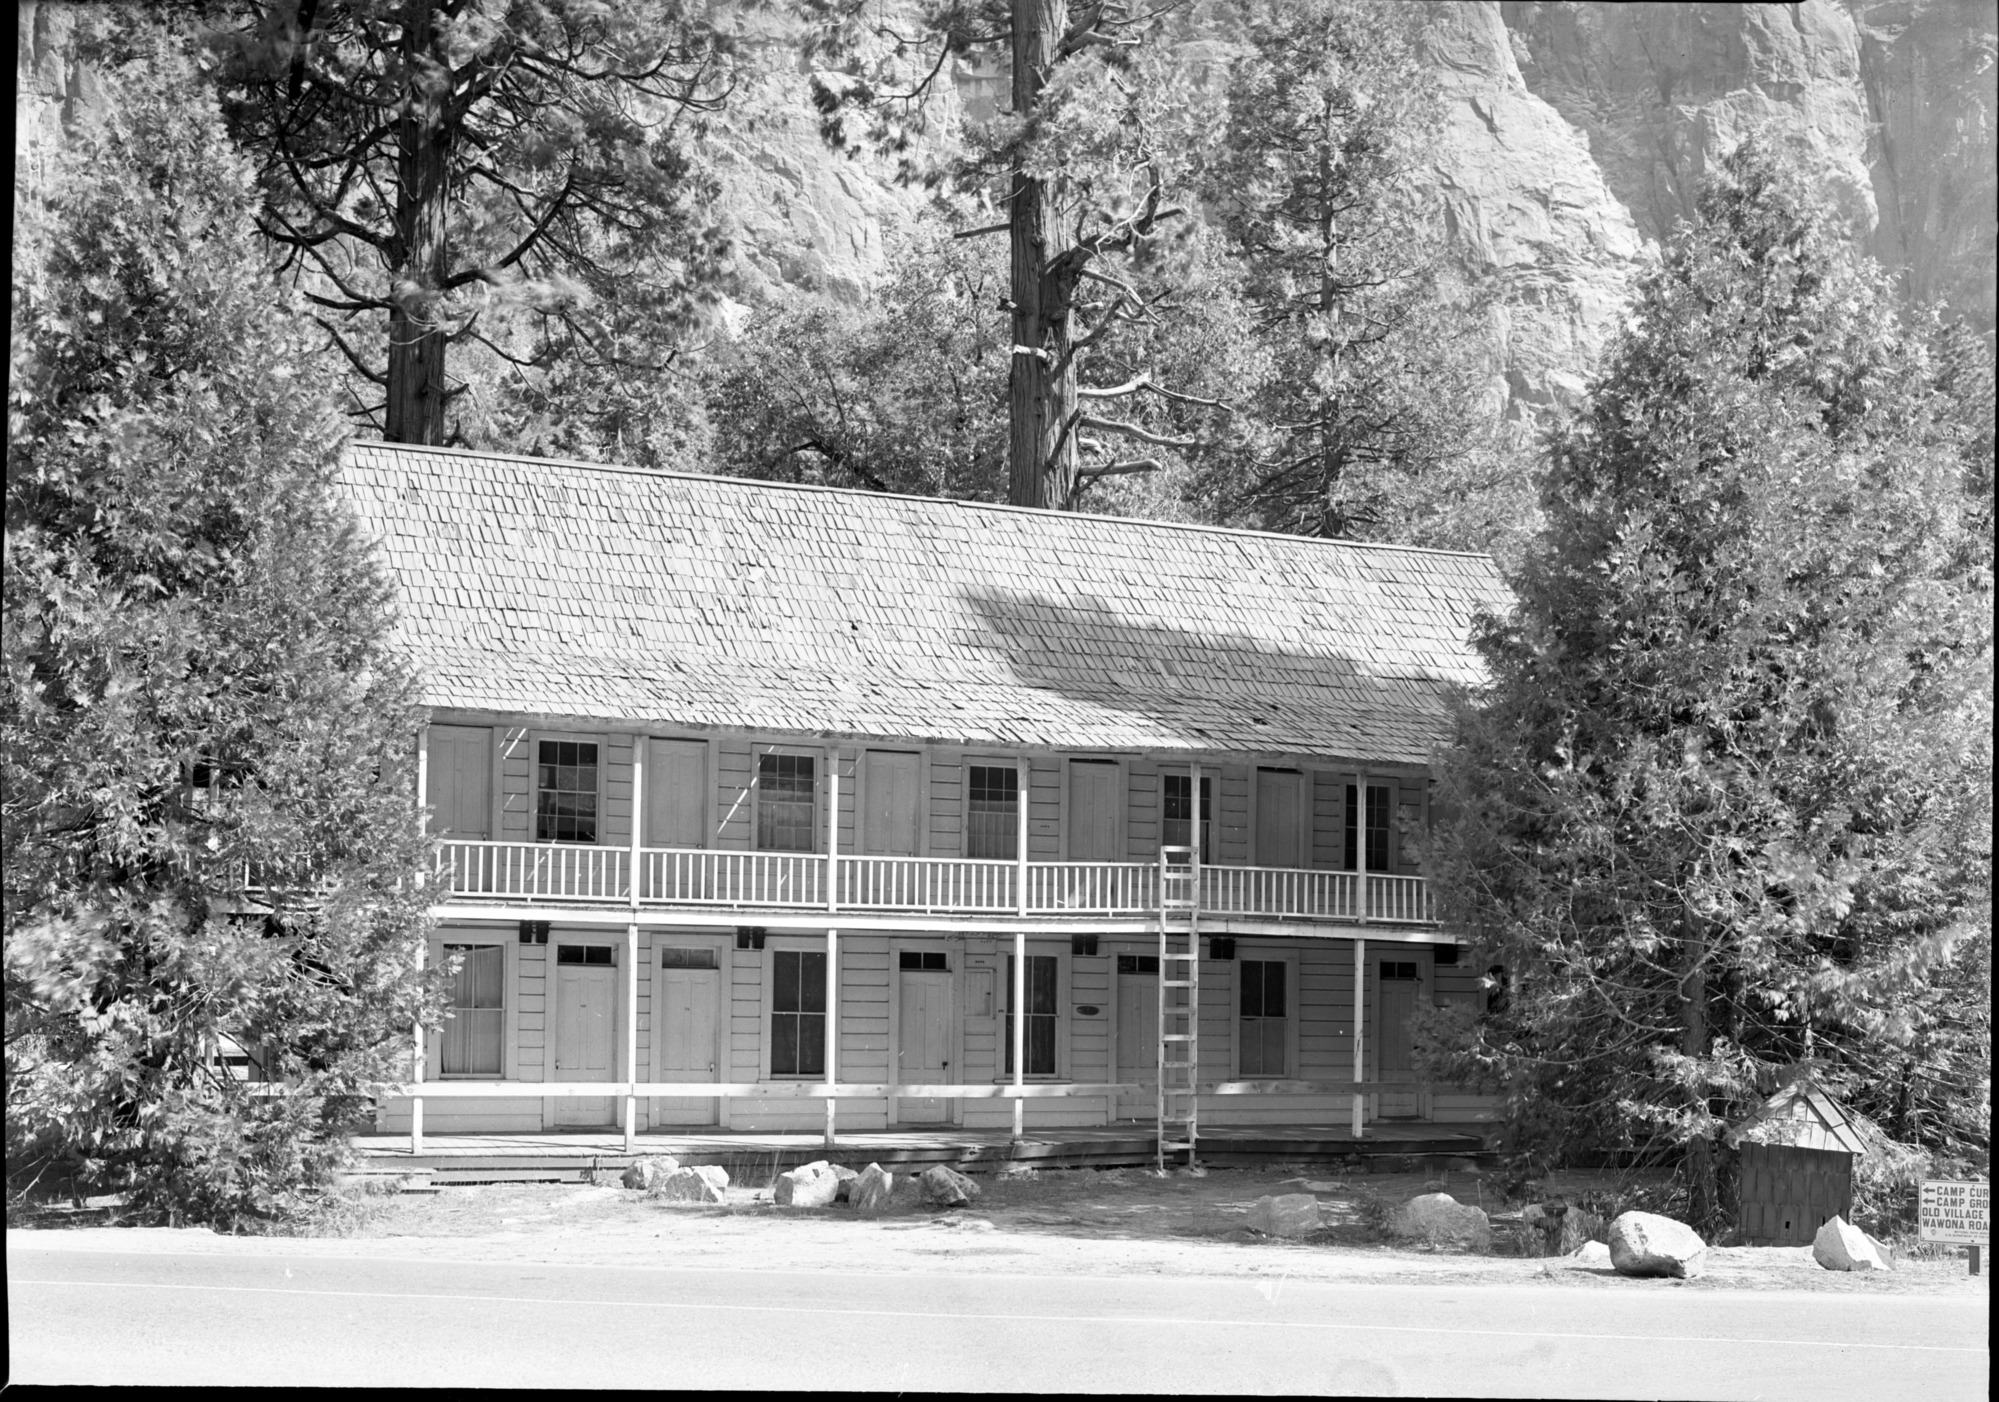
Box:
(1354, 770), (1370, 923)
(1015, 758), (1030, 916)
(827, 751), (841, 914)
(412, 725), (429, 1157)
(1352, 936), (1366, 1139)
(824, 927), (839, 1148)
(1012, 930), (1027, 1142)
(630, 737), (645, 909)
(626, 741), (645, 1153)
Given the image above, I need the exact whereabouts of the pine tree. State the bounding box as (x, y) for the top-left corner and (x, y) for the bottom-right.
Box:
(1423, 143), (1993, 1233)
(5, 29), (440, 1225)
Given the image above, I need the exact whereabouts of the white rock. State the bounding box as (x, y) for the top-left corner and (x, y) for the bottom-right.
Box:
(1246, 1194), (1322, 1238)
(651, 1164), (728, 1204)
(774, 1161), (840, 1208)
(851, 1163), (894, 1212)
(918, 1164), (981, 1207)
(1813, 1215), (1892, 1272)
(1394, 1193), (1493, 1251)
(829, 1164), (860, 1202)
(620, 1155), (678, 1191)
(1607, 1211), (1708, 1279)
(1563, 1240), (1612, 1268)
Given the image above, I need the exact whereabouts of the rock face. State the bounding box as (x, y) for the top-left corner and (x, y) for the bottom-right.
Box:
(851, 1163), (895, 1212)
(1813, 1215), (1893, 1271)
(621, 1156), (678, 1191)
(1246, 1194), (1323, 1238)
(1393, 1193), (1494, 1251)
(652, 1164), (729, 1204)
(773, 1160), (841, 1208)
(918, 1165), (981, 1208)
(1426, 2), (1650, 422)
(1607, 1211), (1709, 1279)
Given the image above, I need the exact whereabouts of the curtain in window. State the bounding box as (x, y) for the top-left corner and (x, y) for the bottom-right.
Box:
(441, 945), (504, 1075)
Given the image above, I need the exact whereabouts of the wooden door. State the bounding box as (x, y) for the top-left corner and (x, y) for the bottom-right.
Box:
(1113, 957), (1158, 1119)
(1254, 769), (1302, 868)
(554, 949), (617, 1127)
(1069, 761), (1120, 861)
(645, 739), (708, 849)
(650, 964), (719, 1127)
(1374, 960), (1422, 1119)
(896, 970), (952, 1124)
(863, 750), (921, 856)
(427, 725), (491, 838)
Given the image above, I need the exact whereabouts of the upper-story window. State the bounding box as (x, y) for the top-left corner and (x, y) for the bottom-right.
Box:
(966, 763), (1019, 860)
(1163, 773), (1212, 861)
(757, 752), (816, 852)
(1343, 783), (1392, 872)
(537, 741), (598, 843)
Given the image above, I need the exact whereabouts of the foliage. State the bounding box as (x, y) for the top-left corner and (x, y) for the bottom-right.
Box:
(4, 29), (442, 1227)
(1420, 142), (1993, 1236)
(1190, 0), (1499, 543)
(205, 0), (741, 445)
(707, 220), (1009, 498)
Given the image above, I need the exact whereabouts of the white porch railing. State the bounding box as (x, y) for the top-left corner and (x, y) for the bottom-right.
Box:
(434, 841), (1436, 923)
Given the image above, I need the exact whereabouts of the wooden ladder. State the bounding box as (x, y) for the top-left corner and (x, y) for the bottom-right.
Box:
(1157, 844), (1200, 1171)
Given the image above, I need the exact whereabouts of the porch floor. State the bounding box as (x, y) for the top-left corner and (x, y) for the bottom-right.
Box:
(351, 1122), (1491, 1182)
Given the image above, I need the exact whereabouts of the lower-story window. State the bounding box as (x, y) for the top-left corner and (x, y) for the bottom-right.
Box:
(441, 944), (503, 1076)
(772, 949), (827, 1076)
(1238, 959), (1287, 1077)
(1003, 954), (1058, 1076)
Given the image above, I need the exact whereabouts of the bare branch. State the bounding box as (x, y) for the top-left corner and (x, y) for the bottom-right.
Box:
(952, 222), (1012, 240)
(1078, 415), (1198, 449)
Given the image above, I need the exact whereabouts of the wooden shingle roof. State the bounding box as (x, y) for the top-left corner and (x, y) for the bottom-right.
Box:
(338, 444), (1514, 762)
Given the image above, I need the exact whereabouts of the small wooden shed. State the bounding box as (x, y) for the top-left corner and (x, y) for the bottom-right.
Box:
(1725, 1075), (1870, 1246)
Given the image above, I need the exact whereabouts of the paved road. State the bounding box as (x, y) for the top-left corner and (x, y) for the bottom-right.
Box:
(7, 1239), (1988, 1396)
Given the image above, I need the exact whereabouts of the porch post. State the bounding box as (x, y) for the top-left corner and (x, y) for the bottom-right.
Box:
(624, 921), (639, 1154)
(1352, 936), (1366, 1139)
(1354, 770), (1369, 922)
(1015, 758), (1030, 916)
(827, 750), (840, 914)
(625, 741), (644, 1153)
(412, 727), (428, 1157)
(1012, 930), (1026, 1142)
(824, 926), (839, 1148)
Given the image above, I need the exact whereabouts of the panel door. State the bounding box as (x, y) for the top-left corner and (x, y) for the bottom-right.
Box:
(427, 725), (491, 839)
(896, 970), (953, 1124)
(1069, 761), (1120, 862)
(1374, 965), (1421, 1119)
(1114, 963), (1158, 1119)
(650, 966), (720, 1127)
(863, 750), (921, 857)
(1254, 769), (1302, 868)
(645, 739), (708, 849)
(554, 955), (617, 1127)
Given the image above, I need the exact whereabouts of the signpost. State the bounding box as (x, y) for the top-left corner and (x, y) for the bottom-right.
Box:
(1918, 1179), (1989, 1274)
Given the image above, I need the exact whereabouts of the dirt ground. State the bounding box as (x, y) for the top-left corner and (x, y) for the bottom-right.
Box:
(36, 1161), (1971, 1296)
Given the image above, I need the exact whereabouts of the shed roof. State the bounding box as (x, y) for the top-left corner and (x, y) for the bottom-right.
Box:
(337, 443), (1514, 761)
(1723, 1077), (1871, 1158)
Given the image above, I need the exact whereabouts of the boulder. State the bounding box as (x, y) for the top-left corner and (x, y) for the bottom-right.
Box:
(1393, 1193), (1493, 1252)
(1563, 1240), (1612, 1269)
(1813, 1215), (1892, 1272)
(620, 1155), (678, 1191)
(773, 1160), (841, 1208)
(830, 1164), (860, 1202)
(1246, 1193), (1322, 1238)
(851, 1163), (894, 1212)
(1607, 1211), (1708, 1279)
(651, 1164), (728, 1204)
(918, 1164), (981, 1208)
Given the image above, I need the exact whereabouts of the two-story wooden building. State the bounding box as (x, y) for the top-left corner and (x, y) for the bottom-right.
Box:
(338, 443), (1513, 1158)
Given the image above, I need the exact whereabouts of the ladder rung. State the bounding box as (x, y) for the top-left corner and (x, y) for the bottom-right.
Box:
(1161, 1034), (1194, 1042)
(1162, 979), (1194, 989)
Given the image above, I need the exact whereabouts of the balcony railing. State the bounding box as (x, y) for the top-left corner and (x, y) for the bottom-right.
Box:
(435, 841), (1437, 923)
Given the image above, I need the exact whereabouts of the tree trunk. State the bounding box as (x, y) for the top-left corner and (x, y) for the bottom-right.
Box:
(1007, 0), (1078, 509)
(385, 0), (451, 445)
(1317, 114), (1346, 536)
(1679, 931), (1719, 1233)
